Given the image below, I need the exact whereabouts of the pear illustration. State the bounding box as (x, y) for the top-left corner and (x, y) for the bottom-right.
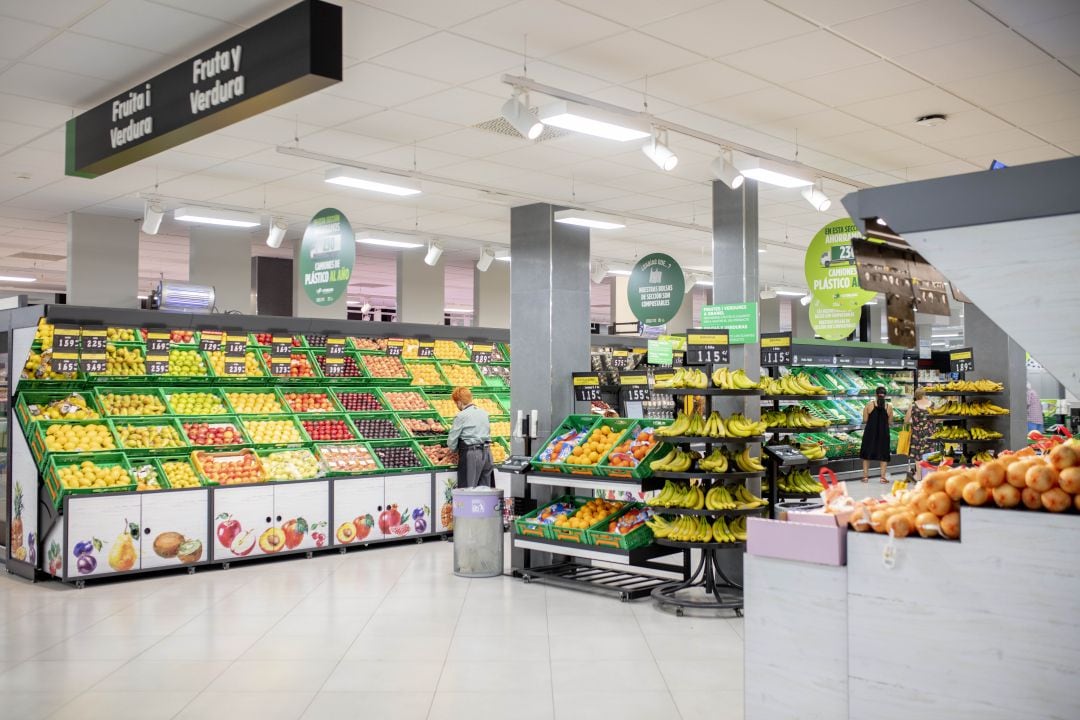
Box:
(108, 519), (138, 572)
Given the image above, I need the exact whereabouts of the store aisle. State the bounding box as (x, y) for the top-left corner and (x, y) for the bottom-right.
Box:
(0, 540), (744, 720)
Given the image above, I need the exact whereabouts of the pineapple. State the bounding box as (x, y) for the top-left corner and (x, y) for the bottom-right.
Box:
(440, 476), (454, 531)
(10, 482), (23, 550)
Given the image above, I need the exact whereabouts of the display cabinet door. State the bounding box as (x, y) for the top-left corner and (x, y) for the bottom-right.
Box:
(272, 480), (330, 552)
(433, 472), (456, 533)
(331, 475), (385, 545)
(140, 489), (209, 569)
(66, 493), (143, 579)
(210, 484), (275, 561)
(383, 473), (434, 538)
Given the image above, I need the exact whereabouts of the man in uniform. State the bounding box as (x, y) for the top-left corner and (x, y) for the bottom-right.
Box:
(447, 387), (494, 488)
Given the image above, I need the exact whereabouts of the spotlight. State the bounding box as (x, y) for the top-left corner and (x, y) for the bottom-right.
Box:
(590, 261), (609, 284)
(800, 294), (812, 307)
(476, 247), (495, 272)
(142, 200), (164, 235)
(641, 131), (678, 171)
(424, 240), (443, 266)
(266, 217), (288, 248)
(801, 182), (831, 212)
(500, 91), (543, 140)
(360, 302), (371, 315)
(709, 152), (744, 190)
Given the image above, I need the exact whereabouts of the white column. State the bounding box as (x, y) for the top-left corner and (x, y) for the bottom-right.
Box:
(609, 275), (635, 330)
(189, 227), (252, 313)
(67, 213), (140, 307)
(473, 260), (510, 328)
(396, 250), (444, 324)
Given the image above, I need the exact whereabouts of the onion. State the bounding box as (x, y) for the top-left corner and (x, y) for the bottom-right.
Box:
(977, 461), (1006, 489)
(939, 511), (960, 539)
(928, 491), (953, 517)
(870, 510), (889, 533)
(998, 454), (1021, 470)
(907, 491), (930, 514)
(922, 471), (949, 494)
(1049, 444), (1078, 471)
(887, 512), (914, 538)
(1021, 487), (1043, 510)
(1006, 459), (1038, 489)
(1041, 487), (1071, 513)
(1074, 493), (1080, 512)
(1025, 463), (1059, 493)
(915, 511), (940, 538)
(850, 505), (872, 532)
(945, 472), (970, 501)
(993, 483), (1022, 508)
(1058, 467), (1080, 494)
(962, 481), (991, 506)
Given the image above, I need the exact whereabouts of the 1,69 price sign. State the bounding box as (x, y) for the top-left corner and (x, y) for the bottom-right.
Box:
(685, 329), (729, 365)
(760, 332), (792, 367)
(949, 347), (975, 373)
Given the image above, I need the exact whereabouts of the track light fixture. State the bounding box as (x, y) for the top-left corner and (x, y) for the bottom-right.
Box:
(360, 302), (372, 315)
(142, 200), (164, 235)
(590, 261), (609, 284)
(710, 150), (744, 190)
(800, 294), (812, 307)
(424, 239), (444, 267)
(642, 129), (678, 171)
(501, 89), (543, 140)
(476, 246), (495, 272)
(266, 217), (288, 248)
(801, 180), (831, 212)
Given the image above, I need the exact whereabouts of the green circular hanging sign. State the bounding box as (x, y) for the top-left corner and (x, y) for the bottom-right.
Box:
(804, 218), (875, 339)
(299, 208), (354, 306)
(627, 252), (684, 326)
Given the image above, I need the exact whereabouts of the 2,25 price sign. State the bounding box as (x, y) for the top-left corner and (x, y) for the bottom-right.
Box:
(685, 329), (729, 365)
(949, 347), (975, 373)
(760, 332), (792, 367)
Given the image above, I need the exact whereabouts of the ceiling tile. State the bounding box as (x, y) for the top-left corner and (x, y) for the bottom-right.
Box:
(546, 30), (700, 84)
(0, 63), (112, 106)
(839, 86), (974, 126)
(784, 61), (927, 107)
(895, 30), (1048, 84)
(341, 2), (436, 61)
(0, 93), (74, 127)
(1028, 117), (1080, 147)
(24, 32), (166, 83)
(337, 109), (459, 144)
(0, 0), (108, 27)
(767, 0), (922, 26)
(0, 15), (55, 60)
(1015, 10), (1080, 58)
(643, 0), (815, 57)
(964, 144), (1067, 168)
(941, 127), (1047, 158)
(722, 30), (878, 84)
(644, 61), (769, 107)
(216, 115), (323, 147)
(833, 0), (1002, 58)
(356, 0), (516, 29)
(990, 90), (1080, 127)
(0, 119), (47, 146)
(71, 0), (228, 56)
(150, 0), (283, 24)
(558, 0), (715, 27)
(369, 33), (521, 84)
(267, 92), (382, 129)
(762, 109), (876, 143)
(943, 61), (1080, 107)
(418, 127), (527, 156)
(396, 87), (505, 127)
(327, 62), (449, 107)
(465, 59), (609, 98)
(697, 86), (828, 126)
(889, 109), (1011, 143)
(290, 127), (398, 157)
(973, 0), (1079, 26)
(453, 0), (622, 57)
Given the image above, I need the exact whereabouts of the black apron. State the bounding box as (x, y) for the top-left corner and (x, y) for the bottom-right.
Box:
(457, 443), (494, 488)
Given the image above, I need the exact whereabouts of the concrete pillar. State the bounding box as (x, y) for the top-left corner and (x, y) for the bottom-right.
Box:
(67, 212), (140, 307)
(667, 288), (695, 334)
(964, 304), (1026, 447)
(473, 260), (510, 328)
(251, 257), (293, 316)
(188, 227), (252, 313)
(293, 240), (347, 319)
(759, 297), (781, 333)
(395, 251), (444, 324)
(792, 295), (812, 338)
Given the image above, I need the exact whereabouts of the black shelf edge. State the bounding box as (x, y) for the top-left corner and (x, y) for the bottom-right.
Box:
(511, 535), (679, 562)
(930, 438), (1003, 445)
(521, 470), (641, 485)
(776, 490), (823, 498)
(924, 391), (1004, 397)
(662, 435), (765, 445)
(930, 415), (1010, 421)
(653, 506), (768, 516)
(654, 538), (747, 549)
(650, 470), (763, 480)
(652, 388), (763, 396)
(766, 425), (858, 434)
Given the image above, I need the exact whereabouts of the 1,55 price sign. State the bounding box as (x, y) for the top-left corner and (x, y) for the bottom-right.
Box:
(760, 332), (792, 367)
(685, 329), (729, 365)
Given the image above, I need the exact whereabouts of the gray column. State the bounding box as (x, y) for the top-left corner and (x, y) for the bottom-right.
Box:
(67, 213), (140, 307)
(188, 227), (252, 313)
(396, 251), (444, 324)
(251, 256), (293, 316)
(667, 287), (695, 333)
(473, 260), (510, 328)
(964, 304), (1026, 447)
(293, 240), (347, 319)
(759, 297), (781, 333)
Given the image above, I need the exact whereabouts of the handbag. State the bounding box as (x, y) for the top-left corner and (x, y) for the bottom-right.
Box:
(896, 424), (912, 456)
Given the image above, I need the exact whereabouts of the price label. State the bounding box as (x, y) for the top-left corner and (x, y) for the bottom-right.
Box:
(572, 372), (603, 402)
(685, 329), (729, 366)
(417, 340), (435, 358)
(146, 358), (169, 374)
(322, 359), (344, 377)
(387, 339), (403, 356)
(199, 331), (223, 353)
(223, 360), (246, 375)
(611, 349), (630, 369)
(269, 360), (292, 377)
(619, 372), (651, 402)
(949, 347), (975, 373)
(51, 324), (81, 352)
(471, 343), (494, 364)
(760, 332), (792, 367)
(225, 339), (246, 357)
(145, 330), (170, 354)
(80, 327), (107, 373)
(271, 336), (292, 357)
(325, 336), (346, 357)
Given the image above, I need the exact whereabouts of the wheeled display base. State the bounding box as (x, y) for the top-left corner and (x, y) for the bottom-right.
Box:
(650, 541), (744, 616)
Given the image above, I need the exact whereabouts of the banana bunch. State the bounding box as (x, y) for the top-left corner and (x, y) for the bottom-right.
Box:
(929, 400), (1011, 417)
(647, 515), (746, 543)
(725, 413), (768, 437)
(649, 448), (695, 472)
(798, 442), (827, 461)
(706, 484), (767, 510)
(711, 367), (759, 390)
(698, 448), (729, 472)
(971, 450), (996, 463)
(734, 446), (765, 472)
(700, 411), (728, 438)
(655, 367), (709, 389)
(727, 516), (748, 541)
(760, 373), (827, 396)
(655, 412), (692, 437)
(779, 468), (824, 493)
(932, 425), (970, 440)
(648, 480), (705, 508)
(762, 406), (830, 429)
(970, 427), (1003, 440)
(923, 379), (1004, 393)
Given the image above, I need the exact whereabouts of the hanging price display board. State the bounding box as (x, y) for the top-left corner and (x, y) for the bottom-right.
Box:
(471, 343), (494, 364)
(386, 338), (403, 357)
(572, 372), (603, 402)
(619, 371), (651, 402)
(760, 332), (792, 367)
(223, 333), (247, 375)
(145, 329), (170, 374)
(417, 339), (435, 358)
(611, 349), (630, 369)
(949, 347), (975, 373)
(269, 334), (293, 376)
(685, 329), (730, 366)
(47, 324), (79, 374)
(199, 330), (223, 353)
(322, 336), (346, 376)
(80, 327), (107, 373)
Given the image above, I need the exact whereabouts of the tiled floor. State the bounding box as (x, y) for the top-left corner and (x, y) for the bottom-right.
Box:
(0, 539), (745, 719)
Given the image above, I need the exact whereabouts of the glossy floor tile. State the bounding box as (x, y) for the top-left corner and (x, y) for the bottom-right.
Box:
(0, 539), (746, 718)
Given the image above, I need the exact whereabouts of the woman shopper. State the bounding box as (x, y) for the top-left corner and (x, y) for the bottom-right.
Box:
(860, 386), (894, 483)
(447, 387), (494, 488)
(904, 387), (935, 468)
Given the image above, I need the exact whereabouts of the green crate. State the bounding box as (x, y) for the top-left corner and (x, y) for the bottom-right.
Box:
(348, 412), (406, 441)
(586, 504), (655, 550)
(256, 446), (324, 482)
(328, 388), (387, 413)
(112, 417), (189, 454)
(87, 341), (148, 382)
(314, 441), (384, 476)
(397, 412), (450, 439)
(479, 366), (509, 389)
(488, 416), (512, 439)
(512, 495), (587, 541)
(220, 387), (287, 415)
(367, 439), (432, 473)
(312, 348), (369, 383)
(467, 391), (508, 418)
(29, 419), (120, 467)
(15, 390), (101, 427)
(264, 348), (323, 383)
(43, 452), (136, 509)
(348, 336), (387, 353)
(413, 437), (457, 469)
(531, 415), (601, 475)
(438, 360), (485, 389)
(432, 339), (470, 362)
(92, 386), (170, 418)
(595, 419), (672, 479)
(205, 345), (269, 381)
(378, 387), (433, 413)
(295, 413), (360, 443)
(191, 448), (268, 486)
(178, 415), (250, 449)
(279, 385), (345, 414)
(239, 414), (310, 447)
(403, 359), (449, 390)
(490, 437), (510, 465)
(163, 387), (231, 416)
(126, 456), (171, 491)
(358, 354), (412, 384)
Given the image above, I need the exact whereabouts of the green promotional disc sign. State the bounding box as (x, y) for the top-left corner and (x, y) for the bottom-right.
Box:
(627, 253), (684, 326)
(804, 218), (875, 340)
(299, 208), (354, 306)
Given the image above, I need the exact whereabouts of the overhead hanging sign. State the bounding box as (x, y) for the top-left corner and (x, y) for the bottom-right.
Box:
(805, 219), (876, 341)
(950, 347), (975, 373)
(685, 329), (730, 366)
(65, 0), (342, 178)
(701, 302), (758, 344)
(299, 207), (355, 307)
(627, 253), (685, 326)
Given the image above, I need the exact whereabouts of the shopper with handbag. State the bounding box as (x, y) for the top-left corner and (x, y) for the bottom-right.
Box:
(447, 386), (495, 488)
(903, 387), (935, 469)
(860, 386), (893, 483)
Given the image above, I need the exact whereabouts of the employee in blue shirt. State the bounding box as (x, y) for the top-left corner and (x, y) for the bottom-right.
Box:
(447, 387), (494, 488)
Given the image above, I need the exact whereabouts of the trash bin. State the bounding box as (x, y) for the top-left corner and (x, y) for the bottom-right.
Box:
(452, 487), (504, 578)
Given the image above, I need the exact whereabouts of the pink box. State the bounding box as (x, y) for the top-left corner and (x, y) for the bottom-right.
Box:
(746, 516), (847, 566)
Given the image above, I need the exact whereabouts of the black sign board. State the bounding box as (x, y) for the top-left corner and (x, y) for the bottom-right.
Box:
(611, 349), (630, 369)
(199, 331), (223, 353)
(65, 0), (342, 178)
(146, 358), (170, 375)
(760, 332), (792, 367)
(572, 372), (603, 402)
(417, 340), (435, 358)
(80, 327), (108, 373)
(222, 333), (246, 375)
(145, 330), (170, 354)
(763, 444), (811, 468)
(619, 372), (651, 402)
(325, 336), (346, 357)
(51, 324), (81, 353)
(270, 336), (292, 357)
(792, 351), (835, 366)
(685, 329), (730, 365)
(386, 339), (403, 356)
(949, 347), (975, 373)
(471, 343), (494, 364)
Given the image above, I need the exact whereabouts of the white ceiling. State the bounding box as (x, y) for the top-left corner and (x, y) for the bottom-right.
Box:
(0, 0), (1077, 310)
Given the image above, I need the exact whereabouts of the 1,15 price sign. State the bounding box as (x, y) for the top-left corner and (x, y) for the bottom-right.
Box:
(949, 347), (975, 373)
(572, 372), (603, 402)
(619, 372), (651, 402)
(760, 332), (792, 367)
(685, 329), (729, 365)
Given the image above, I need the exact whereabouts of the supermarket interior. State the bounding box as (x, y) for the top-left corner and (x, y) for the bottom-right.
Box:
(0, 1), (1079, 719)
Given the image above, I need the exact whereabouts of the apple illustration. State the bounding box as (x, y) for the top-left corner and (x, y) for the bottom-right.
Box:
(230, 529), (256, 556)
(216, 513), (241, 549)
(282, 518), (308, 549)
(353, 514), (374, 541)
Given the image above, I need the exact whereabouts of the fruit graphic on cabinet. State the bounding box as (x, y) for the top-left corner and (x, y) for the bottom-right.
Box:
(272, 483), (329, 551)
(384, 474), (434, 538)
(436, 473), (455, 533)
(332, 476), (386, 544)
(141, 490), (208, 569)
(335, 522), (356, 544)
(354, 514), (374, 541)
(259, 527), (286, 553)
(66, 494), (142, 577)
(211, 485), (275, 561)
(108, 519), (139, 572)
(10, 481), (25, 560)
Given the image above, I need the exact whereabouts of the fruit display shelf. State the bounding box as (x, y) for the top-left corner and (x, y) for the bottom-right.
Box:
(654, 537), (747, 549)
(652, 387), (763, 396)
(647, 470), (762, 482)
(923, 391), (1004, 397)
(766, 424), (861, 434)
(653, 506), (765, 517)
(660, 435), (766, 445)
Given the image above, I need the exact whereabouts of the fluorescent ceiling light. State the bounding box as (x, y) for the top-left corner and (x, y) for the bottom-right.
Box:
(760, 288), (777, 300)
(932, 333), (961, 338)
(444, 307), (473, 314)
(642, 134), (678, 171)
(325, 167), (421, 196)
(173, 205), (260, 228)
(800, 294), (812, 306)
(0, 274), (35, 283)
(356, 232), (423, 249)
(774, 289), (806, 297)
(736, 157), (813, 188)
(607, 269), (632, 276)
(710, 154), (744, 189)
(695, 279), (713, 286)
(501, 92), (543, 140)
(495, 255), (511, 262)
(553, 209), (625, 230)
(538, 100), (650, 142)
(864, 300), (877, 305)
(801, 184), (831, 212)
